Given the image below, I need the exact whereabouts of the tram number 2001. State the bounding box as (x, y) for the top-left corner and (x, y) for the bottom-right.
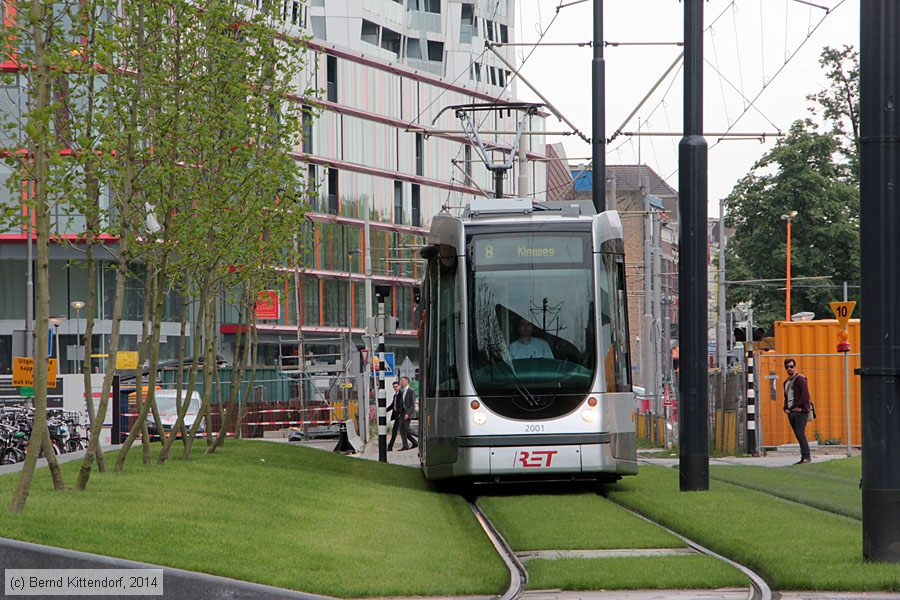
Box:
(525, 425), (545, 433)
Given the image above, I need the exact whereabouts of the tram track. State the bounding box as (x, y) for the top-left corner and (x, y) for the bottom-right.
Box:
(468, 499), (527, 600)
(468, 494), (771, 600)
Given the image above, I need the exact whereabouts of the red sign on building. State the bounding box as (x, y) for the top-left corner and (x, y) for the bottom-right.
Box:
(255, 291), (280, 320)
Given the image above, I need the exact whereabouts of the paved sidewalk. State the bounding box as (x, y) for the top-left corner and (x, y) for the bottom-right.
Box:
(520, 593), (900, 600)
(640, 446), (861, 469)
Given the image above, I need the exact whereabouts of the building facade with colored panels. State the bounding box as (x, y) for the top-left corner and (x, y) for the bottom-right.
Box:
(0, 0), (547, 372)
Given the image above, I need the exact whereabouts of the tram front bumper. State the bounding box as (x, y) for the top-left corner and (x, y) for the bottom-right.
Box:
(454, 441), (625, 477)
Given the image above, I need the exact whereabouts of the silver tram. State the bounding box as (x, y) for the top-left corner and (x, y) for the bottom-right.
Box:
(417, 198), (637, 483)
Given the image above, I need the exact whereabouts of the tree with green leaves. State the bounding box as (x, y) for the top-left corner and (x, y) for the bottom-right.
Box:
(807, 45), (860, 184)
(725, 119), (859, 330)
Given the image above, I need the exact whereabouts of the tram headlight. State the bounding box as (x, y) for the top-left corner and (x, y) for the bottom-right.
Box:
(472, 411), (487, 425)
(581, 409), (598, 423)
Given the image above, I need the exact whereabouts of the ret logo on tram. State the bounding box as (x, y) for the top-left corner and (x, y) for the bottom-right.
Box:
(416, 198), (637, 483)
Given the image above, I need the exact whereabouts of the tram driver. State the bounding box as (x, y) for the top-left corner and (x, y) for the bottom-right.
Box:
(508, 319), (554, 360)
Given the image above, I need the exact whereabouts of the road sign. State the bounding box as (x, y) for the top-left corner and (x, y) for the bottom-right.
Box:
(116, 351), (139, 371)
(340, 383), (353, 389)
(20, 386), (33, 398)
(382, 352), (395, 376)
(829, 301), (856, 330)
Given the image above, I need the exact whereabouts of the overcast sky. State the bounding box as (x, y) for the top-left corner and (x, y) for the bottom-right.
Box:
(513, 0), (859, 214)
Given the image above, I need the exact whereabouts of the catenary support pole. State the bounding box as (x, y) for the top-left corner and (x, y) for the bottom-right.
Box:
(591, 0), (605, 212)
(678, 0), (709, 491)
(717, 199), (728, 439)
(860, 0), (900, 562)
(844, 281), (851, 458)
(376, 294), (387, 463)
(653, 213), (663, 416)
(746, 341), (756, 456)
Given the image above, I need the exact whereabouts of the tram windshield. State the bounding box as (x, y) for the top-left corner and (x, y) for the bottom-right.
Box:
(467, 231), (596, 419)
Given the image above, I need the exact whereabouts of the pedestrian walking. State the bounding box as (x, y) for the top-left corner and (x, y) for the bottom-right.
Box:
(386, 381), (409, 451)
(783, 358), (812, 464)
(400, 376), (418, 450)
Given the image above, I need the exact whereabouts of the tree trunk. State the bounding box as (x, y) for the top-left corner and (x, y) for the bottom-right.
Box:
(9, 1), (64, 511)
(183, 294), (216, 459)
(234, 317), (260, 440)
(208, 293), (249, 453)
(159, 275), (207, 463)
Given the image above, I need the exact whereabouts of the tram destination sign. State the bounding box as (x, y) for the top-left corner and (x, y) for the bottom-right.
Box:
(473, 236), (584, 266)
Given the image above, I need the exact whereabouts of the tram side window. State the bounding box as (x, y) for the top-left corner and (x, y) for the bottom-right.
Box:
(425, 260), (439, 399)
(600, 254), (632, 392)
(437, 255), (460, 395)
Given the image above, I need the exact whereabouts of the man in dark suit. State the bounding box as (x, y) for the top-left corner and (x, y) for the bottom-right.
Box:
(400, 376), (418, 450)
(386, 381), (408, 451)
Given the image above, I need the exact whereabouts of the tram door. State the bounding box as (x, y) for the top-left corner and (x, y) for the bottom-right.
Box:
(422, 249), (461, 467)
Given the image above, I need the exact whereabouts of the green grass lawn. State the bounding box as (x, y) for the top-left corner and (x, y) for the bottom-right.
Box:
(478, 492), (747, 590)
(605, 463), (900, 591)
(526, 555), (747, 591)
(0, 441), (507, 598)
(478, 493), (685, 551)
(710, 456), (862, 519)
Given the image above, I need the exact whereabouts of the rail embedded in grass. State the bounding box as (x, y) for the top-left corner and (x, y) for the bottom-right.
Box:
(478, 493), (686, 551)
(605, 464), (900, 591)
(710, 463), (861, 520)
(0, 441), (507, 598)
(526, 554), (747, 591)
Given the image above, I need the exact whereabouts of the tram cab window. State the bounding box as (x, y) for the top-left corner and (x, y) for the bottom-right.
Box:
(467, 232), (596, 419)
(424, 248), (460, 398)
(600, 253), (631, 392)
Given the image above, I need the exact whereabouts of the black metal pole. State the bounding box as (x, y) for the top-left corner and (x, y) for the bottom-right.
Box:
(859, 0), (900, 562)
(678, 0), (709, 491)
(591, 0), (606, 213)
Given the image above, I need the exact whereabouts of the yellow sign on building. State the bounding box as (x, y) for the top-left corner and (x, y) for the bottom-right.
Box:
(116, 351), (139, 371)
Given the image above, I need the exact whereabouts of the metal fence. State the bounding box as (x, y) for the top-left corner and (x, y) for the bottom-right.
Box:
(119, 368), (359, 441)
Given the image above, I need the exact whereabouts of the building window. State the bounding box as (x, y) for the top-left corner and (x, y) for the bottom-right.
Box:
(460, 3), (475, 44)
(500, 24), (508, 43)
(411, 184), (421, 227)
(394, 181), (403, 225)
(472, 62), (481, 82)
(301, 105), (313, 154)
(465, 144), (472, 179)
(326, 55), (337, 103)
(415, 133), (424, 176)
(424, 0), (440, 13)
(361, 19), (379, 46)
(307, 164), (318, 210)
(489, 66), (496, 86)
(328, 168), (339, 214)
(407, 38), (422, 59)
(485, 19), (494, 41)
(381, 27), (401, 56)
(427, 40), (443, 62)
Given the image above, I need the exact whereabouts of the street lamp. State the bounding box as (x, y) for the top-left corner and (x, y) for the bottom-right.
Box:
(781, 210), (799, 322)
(48, 316), (65, 368)
(346, 249), (362, 407)
(71, 300), (85, 374)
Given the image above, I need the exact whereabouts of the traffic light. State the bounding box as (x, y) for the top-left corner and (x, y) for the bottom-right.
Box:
(733, 327), (746, 342)
(837, 329), (850, 353)
(752, 327), (765, 342)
